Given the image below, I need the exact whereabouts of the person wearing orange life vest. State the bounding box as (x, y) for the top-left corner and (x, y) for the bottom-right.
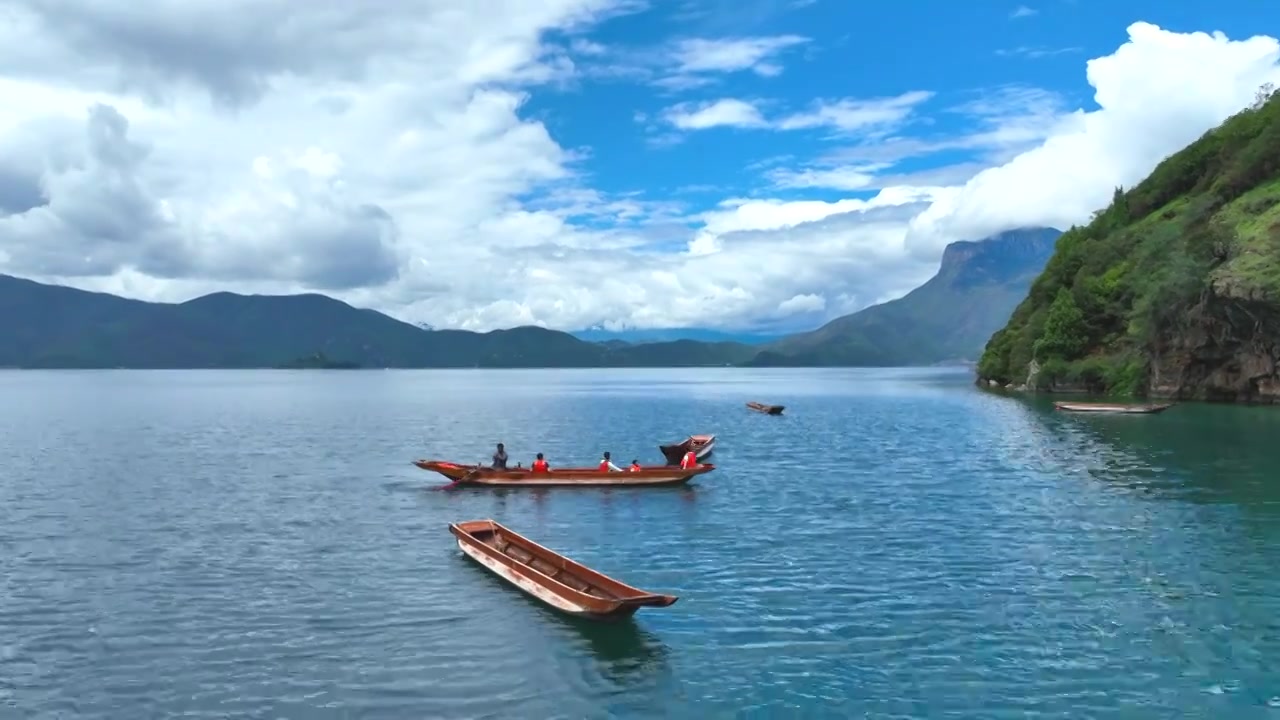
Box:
(598, 451), (622, 472)
(679, 450), (698, 469)
(628, 459), (642, 472)
(531, 453), (549, 473)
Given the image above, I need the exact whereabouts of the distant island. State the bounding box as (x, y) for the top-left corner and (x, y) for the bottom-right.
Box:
(978, 84), (1280, 404)
(0, 226), (1059, 370)
(275, 352), (361, 369)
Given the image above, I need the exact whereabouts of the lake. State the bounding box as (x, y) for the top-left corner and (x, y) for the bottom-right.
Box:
(2, 367), (1280, 718)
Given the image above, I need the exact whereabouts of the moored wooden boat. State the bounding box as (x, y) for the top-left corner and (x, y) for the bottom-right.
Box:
(658, 433), (716, 465)
(449, 519), (678, 620)
(414, 459), (715, 487)
(746, 401), (785, 415)
(1053, 401), (1174, 414)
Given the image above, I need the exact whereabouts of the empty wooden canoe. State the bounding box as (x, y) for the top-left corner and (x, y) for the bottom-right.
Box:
(658, 433), (716, 465)
(415, 459), (715, 487)
(1053, 401), (1174, 414)
(746, 401), (785, 415)
(449, 519), (678, 620)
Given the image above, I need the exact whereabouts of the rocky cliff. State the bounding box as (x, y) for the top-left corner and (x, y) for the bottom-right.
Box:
(749, 227), (1061, 367)
(977, 84), (1280, 403)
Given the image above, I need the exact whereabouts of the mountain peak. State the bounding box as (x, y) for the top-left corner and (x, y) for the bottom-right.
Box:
(939, 227), (1063, 273)
(936, 227), (1062, 288)
(751, 226), (1064, 366)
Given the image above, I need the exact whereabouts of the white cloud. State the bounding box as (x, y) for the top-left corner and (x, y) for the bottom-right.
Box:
(659, 91), (934, 134)
(775, 91), (935, 133)
(996, 46), (1081, 59)
(767, 165), (889, 191)
(1010, 5), (1038, 19)
(573, 34), (811, 91)
(2, 12), (1279, 334)
(668, 35), (809, 78)
(905, 22), (1280, 258)
(754, 85), (1068, 191)
(665, 99), (769, 129)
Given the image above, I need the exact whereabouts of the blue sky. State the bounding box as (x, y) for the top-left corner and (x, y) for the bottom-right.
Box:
(1, 0), (1279, 333)
(528, 0), (1279, 214)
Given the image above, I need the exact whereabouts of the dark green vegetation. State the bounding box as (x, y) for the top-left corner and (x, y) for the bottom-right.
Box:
(748, 228), (1062, 366)
(978, 85), (1280, 402)
(0, 227), (1059, 370)
(0, 275), (758, 369)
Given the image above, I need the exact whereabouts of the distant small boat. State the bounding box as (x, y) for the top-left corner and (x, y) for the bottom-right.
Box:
(1053, 401), (1174, 414)
(415, 459), (715, 487)
(746, 401), (785, 415)
(658, 434), (716, 465)
(449, 519), (678, 620)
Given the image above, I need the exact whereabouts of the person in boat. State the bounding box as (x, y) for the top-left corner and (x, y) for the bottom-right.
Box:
(492, 442), (508, 469)
(531, 453), (549, 472)
(679, 449), (698, 469)
(598, 451), (622, 472)
(628, 459), (642, 472)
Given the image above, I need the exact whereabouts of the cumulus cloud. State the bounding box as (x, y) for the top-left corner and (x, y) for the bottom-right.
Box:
(905, 22), (1280, 257)
(1, 10), (1279, 333)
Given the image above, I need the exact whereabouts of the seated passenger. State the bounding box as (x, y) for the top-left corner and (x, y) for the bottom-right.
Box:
(680, 450), (698, 469)
(598, 451), (622, 472)
(531, 453), (549, 472)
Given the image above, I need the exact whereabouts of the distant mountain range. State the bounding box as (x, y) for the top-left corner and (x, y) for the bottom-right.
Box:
(571, 327), (782, 345)
(0, 227), (1060, 369)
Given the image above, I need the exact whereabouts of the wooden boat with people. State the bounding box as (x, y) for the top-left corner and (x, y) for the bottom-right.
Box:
(1053, 401), (1174, 414)
(658, 433), (716, 465)
(449, 519), (678, 620)
(746, 401), (785, 415)
(414, 459), (715, 487)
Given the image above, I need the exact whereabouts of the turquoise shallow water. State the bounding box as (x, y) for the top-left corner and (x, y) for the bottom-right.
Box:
(2, 367), (1280, 718)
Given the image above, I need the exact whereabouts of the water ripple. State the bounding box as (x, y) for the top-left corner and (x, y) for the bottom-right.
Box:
(2, 368), (1280, 717)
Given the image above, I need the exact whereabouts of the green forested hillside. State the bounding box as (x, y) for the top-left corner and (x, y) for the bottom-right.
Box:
(978, 85), (1280, 402)
(0, 275), (754, 368)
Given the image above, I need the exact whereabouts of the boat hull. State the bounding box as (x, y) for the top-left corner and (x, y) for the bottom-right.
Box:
(658, 434), (716, 465)
(449, 519), (677, 621)
(1054, 402), (1173, 414)
(747, 402), (785, 415)
(416, 460), (715, 487)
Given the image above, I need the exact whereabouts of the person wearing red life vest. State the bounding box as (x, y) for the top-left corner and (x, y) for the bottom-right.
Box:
(680, 450), (698, 469)
(531, 453), (549, 472)
(628, 459), (642, 472)
(598, 451), (622, 472)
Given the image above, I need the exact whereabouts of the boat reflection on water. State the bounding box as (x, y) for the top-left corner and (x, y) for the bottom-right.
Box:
(557, 614), (673, 688)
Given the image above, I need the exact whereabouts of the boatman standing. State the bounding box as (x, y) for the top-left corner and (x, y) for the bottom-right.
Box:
(492, 443), (508, 469)
(599, 451), (623, 472)
(680, 450), (698, 469)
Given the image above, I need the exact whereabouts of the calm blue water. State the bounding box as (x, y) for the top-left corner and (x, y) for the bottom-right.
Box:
(2, 367), (1280, 719)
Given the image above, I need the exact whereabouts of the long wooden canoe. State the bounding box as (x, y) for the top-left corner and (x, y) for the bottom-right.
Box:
(449, 519), (678, 620)
(658, 433), (716, 465)
(415, 459), (715, 487)
(1054, 401), (1174, 414)
(746, 401), (785, 415)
